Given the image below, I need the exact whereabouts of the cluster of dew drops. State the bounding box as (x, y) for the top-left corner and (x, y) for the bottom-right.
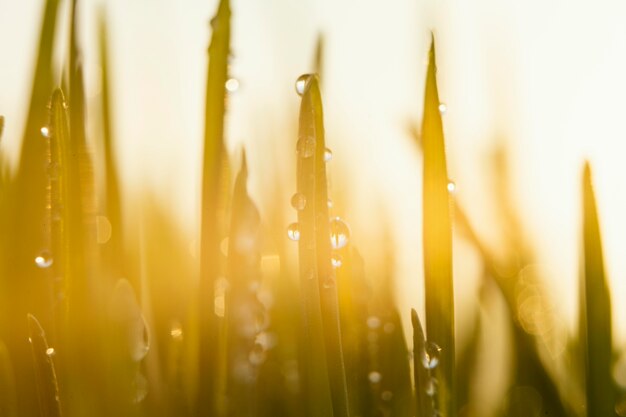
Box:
(287, 75), (350, 276)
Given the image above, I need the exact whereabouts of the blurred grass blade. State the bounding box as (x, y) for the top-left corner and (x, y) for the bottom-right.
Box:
(580, 162), (614, 417)
(98, 10), (126, 281)
(225, 153), (264, 416)
(295, 74), (337, 417)
(420, 35), (455, 417)
(0, 339), (18, 417)
(313, 34), (324, 80)
(27, 314), (62, 417)
(198, 0), (231, 415)
(0, 116), (4, 140)
(412, 309), (432, 417)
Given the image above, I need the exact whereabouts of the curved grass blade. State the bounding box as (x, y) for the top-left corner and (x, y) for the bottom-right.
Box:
(27, 314), (62, 417)
(420, 36), (455, 417)
(296, 74), (350, 417)
(579, 163), (614, 417)
(198, 0), (231, 415)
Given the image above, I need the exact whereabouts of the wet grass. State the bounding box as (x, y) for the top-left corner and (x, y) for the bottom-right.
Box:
(0, 1), (622, 417)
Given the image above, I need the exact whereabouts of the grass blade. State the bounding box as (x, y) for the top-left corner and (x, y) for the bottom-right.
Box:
(27, 314), (62, 417)
(198, 0), (231, 415)
(0, 339), (18, 417)
(420, 36), (455, 417)
(412, 309), (433, 417)
(580, 162), (614, 417)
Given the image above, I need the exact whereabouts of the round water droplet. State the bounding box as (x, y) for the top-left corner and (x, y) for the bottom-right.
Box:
(329, 217), (350, 250)
(297, 136), (315, 158)
(421, 341), (442, 370)
(447, 180), (456, 193)
(425, 377), (438, 396)
(366, 316), (381, 330)
(323, 148), (333, 162)
(327, 198), (333, 208)
(131, 315), (151, 362)
(96, 215), (112, 244)
(225, 78), (239, 93)
(368, 371), (382, 384)
(291, 193), (306, 211)
(295, 74), (313, 96)
(438, 103), (447, 114)
(40, 126), (50, 138)
(331, 253), (343, 268)
(170, 323), (183, 341)
(322, 277), (334, 289)
(35, 251), (53, 268)
(287, 223), (300, 241)
(46, 347), (56, 357)
(383, 322), (396, 334)
(381, 391), (393, 401)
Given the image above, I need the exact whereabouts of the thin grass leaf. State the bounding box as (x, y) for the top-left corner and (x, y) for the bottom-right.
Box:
(580, 162), (614, 417)
(0, 116), (4, 140)
(420, 36), (455, 417)
(313, 35), (324, 80)
(0, 339), (18, 417)
(27, 314), (62, 417)
(412, 309), (433, 417)
(293, 76), (334, 417)
(198, 0), (231, 415)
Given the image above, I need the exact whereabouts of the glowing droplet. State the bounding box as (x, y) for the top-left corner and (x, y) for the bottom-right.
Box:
(383, 322), (396, 333)
(35, 252), (53, 268)
(327, 198), (333, 208)
(225, 78), (239, 92)
(46, 347), (55, 357)
(295, 74), (313, 96)
(447, 180), (456, 193)
(297, 136), (315, 158)
(421, 341), (442, 370)
(291, 193), (306, 211)
(131, 315), (151, 362)
(366, 316), (381, 330)
(438, 103), (447, 114)
(368, 371), (382, 384)
(287, 223), (300, 241)
(170, 323), (183, 341)
(425, 377), (438, 396)
(40, 126), (50, 138)
(96, 215), (112, 244)
(323, 148), (333, 162)
(331, 253), (343, 268)
(329, 217), (350, 250)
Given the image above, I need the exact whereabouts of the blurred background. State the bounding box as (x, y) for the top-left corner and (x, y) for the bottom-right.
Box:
(0, 0), (625, 350)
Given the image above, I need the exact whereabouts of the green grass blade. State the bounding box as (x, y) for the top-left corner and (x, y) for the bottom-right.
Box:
(411, 309), (433, 417)
(295, 74), (337, 417)
(580, 162), (614, 417)
(27, 314), (62, 417)
(198, 0), (231, 415)
(420, 36), (455, 417)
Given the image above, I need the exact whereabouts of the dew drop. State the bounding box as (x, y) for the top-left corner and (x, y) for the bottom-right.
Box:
(287, 223), (301, 241)
(447, 180), (456, 193)
(132, 372), (148, 404)
(421, 341), (442, 370)
(225, 78), (239, 93)
(291, 193), (306, 211)
(40, 126), (50, 138)
(295, 74), (313, 96)
(249, 343), (266, 366)
(327, 198), (333, 208)
(425, 377), (438, 396)
(331, 253), (343, 268)
(329, 217), (350, 250)
(368, 371), (382, 384)
(170, 323), (183, 341)
(96, 215), (112, 244)
(35, 251), (53, 268)
(322, 277), (334, 289)
(323, 148), (333, 162)
(297, 136), (315, 158)
(46, 347), (55, 357)
(131, 314), (151, 362)
(381, 391), (393, 402)
(383, 322), (396, 334)
(366, 316), (381, 330)
(438, 103), (447, 114)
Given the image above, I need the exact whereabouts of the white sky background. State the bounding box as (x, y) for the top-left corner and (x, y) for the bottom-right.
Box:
(1, 0), (626, 345)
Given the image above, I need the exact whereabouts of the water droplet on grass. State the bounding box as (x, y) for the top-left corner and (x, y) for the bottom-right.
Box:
(40, 126), (50, 138)
(421, 341), (442, 369)
(46, 347), (55, 357)
(331, 253), (343, 268)
(438, 103), (447, 114)
(425, 377), (438, 396)
(447, 180), (456, 193)
(323, 148), (333, 162)
(366, 316), (381, 329)
(225, 78), (239, 92)
(291, 193), (306, 210)
(287, 223), (300, 241)
(381, 391), (393, 401)
(329, 218), (350, 249)
(368, 371), (382, 384)
(295, 74), (313, 96)
(297, 136), (315, 158)
(35, 252), (53, 268)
